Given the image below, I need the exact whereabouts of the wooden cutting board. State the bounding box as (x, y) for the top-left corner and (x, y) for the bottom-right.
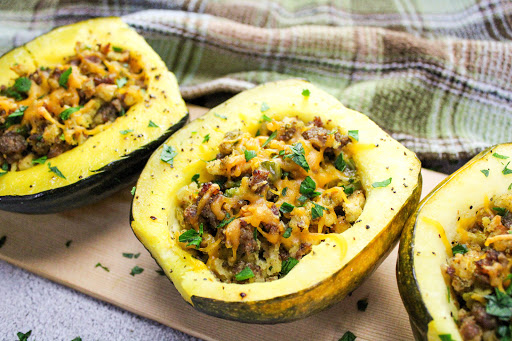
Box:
(0, 105), (447, 341)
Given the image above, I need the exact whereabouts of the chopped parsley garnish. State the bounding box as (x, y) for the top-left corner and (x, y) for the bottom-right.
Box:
(280, 257), (299, 276)
(17, 330), (32, 341)
(485, 288), (512, 320)
(280, 202), (295, 214)
(14, 77), (31, 93)
(339, 331), (356, 341)
(503, 162), (512, 175)
(119, 129), (134, 135)
(95, 262), (110, 272)
(302, 89), (310, 97)
(283, 227), (292, 238)
(0, 235), (6, 248)
(452, 244), (468, 255)
(343, 185), (354, 195)
(297, 195), (308, 204)
(253, 228), (258, 240)
(438, 335), (453, 341)
(262, 131), (277, 148)
(156, 269), (165, 276)
(202, 134), (210, 143)
(281, 187), (288, 196)
(279, 150), (285, 156)
(59, 67), (72, 89)
(123, 252), (141, 259)
(32, 156), (47, 165)
(131, 186), (136, 195)
(372, 177), (392, 188)
(493, 207), (508, 216)
(191, 174), (200, 184)
(5, 105), (27, 127)
(179, 227), (203, 248)
(311, 202), (327, 219)
(335, 153), (347, 171)
(509, 183), (512, 190)
(284, 142), (310, 171)
(48, 163), (66, 179)
(245, 150), (257, 161)
(60, 106), (82, 120)
(348, 130), (359, 141)
(481, 169), (490, 177)
(116, 77), (128, 88)
(214, 113), (227, 120)
(235, 266), (255, 281)
(59, 134), (65, 141)
(160, 145), (178, 166)
(217, 213), (235, 228)
(262, 114), (272, 122)
(0, 162), (7, 176)
(71, 338), (82, 341)
(260, 102), (270, 112)
(65, 240), (72, 248)
(357, 298), (368, 311)
(300, 176), (320, 197)
(148, 120), (159, 128)
(130, 265), (144, 276)
(493, 152), (509, 159)
(112, 46), (123, 52)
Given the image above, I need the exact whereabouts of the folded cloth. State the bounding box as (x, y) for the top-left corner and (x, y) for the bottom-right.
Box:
(1, 0), (511, 172)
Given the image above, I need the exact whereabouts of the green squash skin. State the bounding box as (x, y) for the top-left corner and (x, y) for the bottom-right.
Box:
(0, 115), (188, 214)
(396, 146), (495, 340)
(187, 173), (421, 324)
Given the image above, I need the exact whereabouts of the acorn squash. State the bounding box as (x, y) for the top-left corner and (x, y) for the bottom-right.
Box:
(397, 143), (512, 340)
(131, 79), (422, 323)
(0, 17), (188, 214)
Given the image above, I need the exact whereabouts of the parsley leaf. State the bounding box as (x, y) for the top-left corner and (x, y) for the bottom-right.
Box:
(116, 77), (128, 88)
(160, 145), (178, 166)
(65, 240), (72, 248)
(339, 331), (356, 341)
(156, 269), (165, 276)
(343, 185), (354, 195)
(438, 335), (453, 341)
(179, 228), (202, 248)
(17, 330), (32, 341)
(262, 114), (272, 122)
(120, 129), (134, 135)
(260, 102), (270, 112)
(335, 153), (347, 171)
(503, 162), (512, 175)
(493, 152), (509, 159)
(60, 106), (82, 120)
(245, 150), (257, 161)
(123, 252), (140, 259)
(5, 105), (27, 127)
(485, 288), (512, 320)
(302, 89), (310, 97)
(280, 202), (295, 214)
(191, 174), (200, 184)
(148, 120), (159, 128)
(311, 202), (327, 219)
(32, 156), (47, 165)
(71, 338), (82, 341)
(357, 298), (368, 311)
(262, 131), (277, 148)
(202, 134), (210, 143)
(493, 207), (508, 216)
(283, 227), (292, 238)
(348, 130), (359, 141)
(280, 257), (298, 276)
(130, 265), (144, 276)
(113, 46), (123, 52)
(300, 176), (318, 196)
(285, 142), (310, 171)
(48, 163), (66, 179)
(452, 244), (468, 255)
(59, 67), (72, 89)
(95, 262), (110, 272)
(131, 186), (136, 195)
(217, 213), (235, 228)
(281, 187), (288, 196)
(372, 178), (392, 188)
(235, 266), (255, 281)
(481, 169), (490, 177)
(14, 77), (31, 93)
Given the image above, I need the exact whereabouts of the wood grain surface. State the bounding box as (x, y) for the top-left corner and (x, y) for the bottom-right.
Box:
(0, 105), (447, 341)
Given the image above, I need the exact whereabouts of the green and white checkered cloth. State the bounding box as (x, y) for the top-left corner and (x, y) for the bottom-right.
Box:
(1, 0), (511, 172)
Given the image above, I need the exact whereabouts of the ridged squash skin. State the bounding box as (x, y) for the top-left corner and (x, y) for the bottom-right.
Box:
(0, 17), (188, 214)
(397, 143), (512, 340)
(131, 79), (422, 323)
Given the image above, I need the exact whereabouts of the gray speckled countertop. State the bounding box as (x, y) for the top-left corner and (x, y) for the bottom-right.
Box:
(0, 260), (201, 341)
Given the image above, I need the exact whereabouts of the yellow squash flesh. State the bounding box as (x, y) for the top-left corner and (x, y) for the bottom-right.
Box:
(131, 79), (422, 322)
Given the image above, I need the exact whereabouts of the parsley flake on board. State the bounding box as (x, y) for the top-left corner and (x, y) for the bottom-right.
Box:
(302, 89), (310, 97)
(156, 269), (165, 276)
(119, 129), (134, 135)
(32, 156), (47, 165)
(262, 131), (277, 148)
(59, 67), (72, 89)
(235, 266), (255, 281)
(65, 240), (72, 248)
(245, 150), (257, 161)
(282, 227), (293, 238)
(178, 227), (203, 248)
(60, 106), (82, 120)
(116, 77), (127, 88)
(0, 235), (6, 248)
(280, 257), (299, 276)
(48, 163), (66, 179)
(452, 244), (468, 255)
(493, 152), (509, 159)
(348, 130), (359, 141)
(284, 142), (310, 171)
(95, 262), (110, 272)
(202, 134), (210, 143)
(503, 162), (512, 175)
(280, 202), (295, 214)
(260, 102), (270, 112)
(17, 330), (32, 341)
(357, 298), (368, 311)
(372, 177), (392, 188)
(123, 252), (141, 259)
(130, 265), (144, 276)
(339, 331), (356, 341)
(71, 337), (82, 341)
(311, 202), (327, 219)
(160, 145), (178, 166)
(148, 120), (159, 127)
(481, 169), (490, 177)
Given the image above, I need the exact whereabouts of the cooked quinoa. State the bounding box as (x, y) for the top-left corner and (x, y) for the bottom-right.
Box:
(176, 116), (365, 283)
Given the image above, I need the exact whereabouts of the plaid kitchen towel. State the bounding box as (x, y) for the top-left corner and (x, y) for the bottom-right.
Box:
(1, 0), (512, 172)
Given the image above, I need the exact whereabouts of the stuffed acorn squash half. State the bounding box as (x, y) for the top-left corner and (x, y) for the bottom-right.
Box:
(398, 143), (512, 340)
(131, 79), (422, 323)
(0, 17), (188, 213)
